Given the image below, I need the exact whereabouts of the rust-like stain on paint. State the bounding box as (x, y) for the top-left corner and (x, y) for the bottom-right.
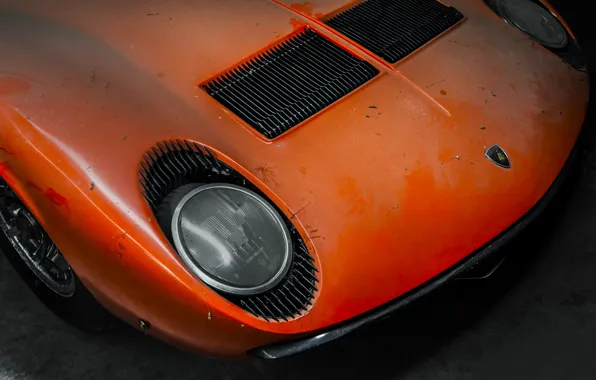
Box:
(337, 177), (371, 216)
(44, 188), (68, 209)
(290, 1), (314, 16)
(27, 181), (43, 192)
(289, 17), (305, 30)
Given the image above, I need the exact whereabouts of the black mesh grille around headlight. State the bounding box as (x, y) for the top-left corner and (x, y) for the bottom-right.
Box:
(325, 0), (464, 64)
(139, 140), (318, 321)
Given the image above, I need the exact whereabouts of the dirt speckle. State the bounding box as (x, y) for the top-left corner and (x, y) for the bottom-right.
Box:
(480, 125), (486, 130)
(426, 79), (445, 88)
(291, 202), (311, 220)
(440, 90), (447, 96)
(255, 163), (277, 184)
(89, 182), (95, 191)
(448, 40), (470, 48)
(290, 1), (314, 16)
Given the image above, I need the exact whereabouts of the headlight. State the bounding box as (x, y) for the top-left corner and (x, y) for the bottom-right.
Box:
(170, 183), (292, 296)
(497, 0), (568, 48)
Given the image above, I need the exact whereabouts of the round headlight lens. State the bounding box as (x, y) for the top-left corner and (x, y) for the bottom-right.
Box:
(498, 0), (567, 48)
(171, 184), (292, 295)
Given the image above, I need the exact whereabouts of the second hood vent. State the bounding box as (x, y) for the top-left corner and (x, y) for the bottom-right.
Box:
(325, 0), (464, 64)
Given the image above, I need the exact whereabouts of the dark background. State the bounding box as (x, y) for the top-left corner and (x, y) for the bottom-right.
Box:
(1, 1), (596, 379)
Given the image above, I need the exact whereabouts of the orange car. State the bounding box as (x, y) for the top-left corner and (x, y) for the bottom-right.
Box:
(0, 0), (588, 359)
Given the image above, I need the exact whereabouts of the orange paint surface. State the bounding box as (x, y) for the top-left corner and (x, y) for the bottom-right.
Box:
(289, 17), (305, 29)
(0, 161), (10, 177)
(290, 1), (314, 16)
(336, 177), (371, 216)
(0, 76), (30, 97)
(26, 181), (43, 192)
(44, 188), (68, 208)
(0, 0), (588, 357)
(0, 146), (15, 156)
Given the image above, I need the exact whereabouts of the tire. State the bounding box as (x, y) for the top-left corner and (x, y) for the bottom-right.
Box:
(0, 182), (110, 333)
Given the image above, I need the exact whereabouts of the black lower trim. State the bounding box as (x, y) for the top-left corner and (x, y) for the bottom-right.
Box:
(251, 129), (582, 360)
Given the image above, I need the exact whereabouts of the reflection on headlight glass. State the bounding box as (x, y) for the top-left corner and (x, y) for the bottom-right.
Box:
(178, 186), (290, 290)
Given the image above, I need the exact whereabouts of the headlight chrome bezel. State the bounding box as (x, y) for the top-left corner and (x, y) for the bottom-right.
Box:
(170, 183), (293, 296)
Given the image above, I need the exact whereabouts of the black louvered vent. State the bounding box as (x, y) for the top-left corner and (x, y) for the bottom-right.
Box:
(325, 0), (464, 64)
(139, 141), (318, 321)
(202, 28), (379, 139)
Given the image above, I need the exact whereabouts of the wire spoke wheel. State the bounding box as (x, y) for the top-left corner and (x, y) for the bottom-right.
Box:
(0, 181), (75, 297)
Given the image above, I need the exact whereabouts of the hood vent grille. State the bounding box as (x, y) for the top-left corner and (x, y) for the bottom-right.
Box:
(202, 28), (379, 139)
(325, 0), (464, 64)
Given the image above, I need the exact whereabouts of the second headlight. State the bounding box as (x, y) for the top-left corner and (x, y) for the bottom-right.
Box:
(496, 0), (568, 48)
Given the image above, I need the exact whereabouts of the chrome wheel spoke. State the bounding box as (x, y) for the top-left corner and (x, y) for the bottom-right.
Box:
(46, 248), (71, 273)
(4, 226), (19, 239)
(29, 238), (40, 250)
(0, 186), (75, 297)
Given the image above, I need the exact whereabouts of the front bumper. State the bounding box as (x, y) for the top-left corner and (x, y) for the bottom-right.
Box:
(251, 127), (583, 359)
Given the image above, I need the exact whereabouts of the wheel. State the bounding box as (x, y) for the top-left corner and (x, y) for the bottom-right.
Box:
(0, 179), (110, 333)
